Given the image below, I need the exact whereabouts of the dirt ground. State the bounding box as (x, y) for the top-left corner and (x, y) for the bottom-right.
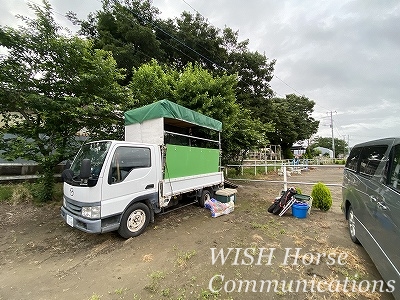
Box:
(0, 166), (395, 300)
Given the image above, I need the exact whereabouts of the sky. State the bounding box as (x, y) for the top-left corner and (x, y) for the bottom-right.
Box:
(1, 0), (400, 147)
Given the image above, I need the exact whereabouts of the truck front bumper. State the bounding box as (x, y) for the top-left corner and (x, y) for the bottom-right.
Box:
(61, 206), (102, 233)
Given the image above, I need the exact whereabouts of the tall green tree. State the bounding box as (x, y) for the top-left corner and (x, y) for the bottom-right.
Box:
(68, 0), (163, 85)
(268, 94), (319, 158)
(0, 1), (132, 200)
(157, 13), (275, 121)
(156, 11), (226, 70)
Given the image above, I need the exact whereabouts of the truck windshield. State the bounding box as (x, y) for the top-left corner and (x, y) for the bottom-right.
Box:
(70, 141), (112, 180)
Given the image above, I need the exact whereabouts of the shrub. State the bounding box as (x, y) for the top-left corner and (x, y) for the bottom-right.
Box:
(11, 184), (33, 205)
(0, 182), (63, 204)
(311, 182), (332, 211)
(0, 184), (13, 202)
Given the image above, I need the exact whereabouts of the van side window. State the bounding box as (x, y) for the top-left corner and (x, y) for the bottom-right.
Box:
(388, 144), (400, 191)
(109, 146), (151, 184)
(346, 147), (362, 172)
(359, 145), (388, 176)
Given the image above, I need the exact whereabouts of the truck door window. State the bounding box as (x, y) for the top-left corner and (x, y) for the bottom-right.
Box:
(388, 144), (400, 192)
(359, 145), (388, 176)
(109, 146), (151, 184)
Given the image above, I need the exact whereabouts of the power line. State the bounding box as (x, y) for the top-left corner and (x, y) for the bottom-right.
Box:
(177, 0), (283, 97)
(177, 0), (324, 108)
(179, 2), (304, 100)
(273, 74), (303, 95)
(181, 0), (201, 15)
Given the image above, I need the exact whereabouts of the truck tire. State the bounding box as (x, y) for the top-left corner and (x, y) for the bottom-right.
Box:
(118, 202), (150, 238)
(198, 189), (212, 207)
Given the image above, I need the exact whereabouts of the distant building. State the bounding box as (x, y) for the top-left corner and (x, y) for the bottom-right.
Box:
(291, 143), (307, 157)
(315, 146), (333, 158)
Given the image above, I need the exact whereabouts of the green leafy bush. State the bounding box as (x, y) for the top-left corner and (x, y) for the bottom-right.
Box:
(311, 182), (332, 211)
(0, 184), (13, 202)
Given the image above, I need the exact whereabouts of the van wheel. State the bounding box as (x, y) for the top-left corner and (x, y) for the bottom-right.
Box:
(198, 189), (212, 207)
(347, 206), (360, 244)
(118, 202), (150, 238)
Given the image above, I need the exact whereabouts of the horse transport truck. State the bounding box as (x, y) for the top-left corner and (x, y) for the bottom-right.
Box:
(61, 100), (225, 238)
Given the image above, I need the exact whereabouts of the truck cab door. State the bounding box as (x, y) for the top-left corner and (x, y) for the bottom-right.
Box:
(101, 145), (158, 217)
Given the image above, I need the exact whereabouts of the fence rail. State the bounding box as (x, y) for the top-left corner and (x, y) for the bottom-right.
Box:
(225, 162), (344, 191)
(0, 163), (64, 183)
(226, 158), (344, 176)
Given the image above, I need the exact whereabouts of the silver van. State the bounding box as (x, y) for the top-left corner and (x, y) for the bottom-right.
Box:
(342, 137), (400, 298)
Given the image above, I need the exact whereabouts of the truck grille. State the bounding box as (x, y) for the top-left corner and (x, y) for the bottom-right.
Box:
(64, 198), (82, 214)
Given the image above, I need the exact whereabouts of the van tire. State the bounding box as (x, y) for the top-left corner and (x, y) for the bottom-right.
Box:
(118, 202), (150, 238)
(198, 189), (212, 207)
(347, 206), (360, 244)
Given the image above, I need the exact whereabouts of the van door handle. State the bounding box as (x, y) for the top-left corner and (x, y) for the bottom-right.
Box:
(377, 202), (388, 210)
(145, 184), (154, 189)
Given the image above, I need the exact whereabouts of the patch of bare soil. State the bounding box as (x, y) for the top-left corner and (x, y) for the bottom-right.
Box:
(0, 166), (394, 300)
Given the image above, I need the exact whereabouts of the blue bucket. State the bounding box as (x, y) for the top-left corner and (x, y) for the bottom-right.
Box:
(292, 202), (309, 219)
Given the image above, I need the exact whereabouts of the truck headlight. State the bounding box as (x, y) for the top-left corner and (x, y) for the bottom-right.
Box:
(81, 206), (101, 219)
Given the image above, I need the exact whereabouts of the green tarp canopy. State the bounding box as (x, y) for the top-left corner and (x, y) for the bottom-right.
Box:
(124, 99), (222, 132)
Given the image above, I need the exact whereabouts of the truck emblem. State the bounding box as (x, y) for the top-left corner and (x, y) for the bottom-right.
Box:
(70, 188), (74, 197)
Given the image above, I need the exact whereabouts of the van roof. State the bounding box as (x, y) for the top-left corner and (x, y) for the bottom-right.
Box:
(353, 137), (398, 148)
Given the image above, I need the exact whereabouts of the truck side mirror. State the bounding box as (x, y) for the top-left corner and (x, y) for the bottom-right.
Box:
(80, 158), (91, 180)
(61, 169), (73, 182)
(61, 160), (73, 182)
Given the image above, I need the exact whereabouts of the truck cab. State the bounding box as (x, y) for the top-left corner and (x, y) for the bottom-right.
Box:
(61, 140), (162, 237)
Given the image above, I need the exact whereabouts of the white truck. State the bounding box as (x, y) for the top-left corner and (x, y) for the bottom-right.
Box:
(61, 100), (225, 238)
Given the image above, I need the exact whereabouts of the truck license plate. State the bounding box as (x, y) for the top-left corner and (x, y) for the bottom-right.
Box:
(66, 214), (74, 227)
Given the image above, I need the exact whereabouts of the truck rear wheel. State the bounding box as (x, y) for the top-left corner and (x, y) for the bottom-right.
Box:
(118, 202), (150, 238)
(199, 189), (212, 207)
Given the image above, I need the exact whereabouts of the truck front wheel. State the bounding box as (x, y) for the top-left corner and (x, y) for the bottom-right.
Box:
(118, 202), (150, 238)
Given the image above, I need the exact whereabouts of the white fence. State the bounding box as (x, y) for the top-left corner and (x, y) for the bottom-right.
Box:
(224, 160), (344, 191)
(226, 158), (344, 175)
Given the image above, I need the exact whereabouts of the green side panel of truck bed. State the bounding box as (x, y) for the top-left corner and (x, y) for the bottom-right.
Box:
(164, 144), (220, 179)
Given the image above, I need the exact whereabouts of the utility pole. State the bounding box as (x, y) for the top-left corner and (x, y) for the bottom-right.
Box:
(329, 111), (337, 159)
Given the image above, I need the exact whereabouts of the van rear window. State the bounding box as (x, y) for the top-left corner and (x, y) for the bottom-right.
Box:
(359, 145), (388, 176)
